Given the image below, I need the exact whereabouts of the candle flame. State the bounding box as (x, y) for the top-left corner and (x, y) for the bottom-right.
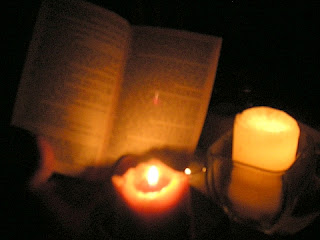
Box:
(147, 165), (159, 186)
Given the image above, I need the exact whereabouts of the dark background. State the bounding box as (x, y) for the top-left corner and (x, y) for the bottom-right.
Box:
(4, 0), (320, 128)
(2, 1), (320, 238)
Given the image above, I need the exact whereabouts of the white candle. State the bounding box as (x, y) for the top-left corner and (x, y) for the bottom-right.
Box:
(232, 106), (300, 171)
(229, 106), (300, 220)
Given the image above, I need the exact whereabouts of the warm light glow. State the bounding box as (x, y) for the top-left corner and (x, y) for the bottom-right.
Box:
(240, 107), (294, 133)
(229, 106), (300, 220)
(184, 168), (191, 175)
(153, 91), (160, 105)
(228, 163), (283, 220)
(232, 106), (300, 171)
(147, 165), (159, 186)
(112, 159), (189, 215)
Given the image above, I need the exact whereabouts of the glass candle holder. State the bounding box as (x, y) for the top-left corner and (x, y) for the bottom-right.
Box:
(206, 130), (320, 235)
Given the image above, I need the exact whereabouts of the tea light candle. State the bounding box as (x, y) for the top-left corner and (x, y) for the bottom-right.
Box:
(229, 106), (300, 220)
(112, 158), (189, 217)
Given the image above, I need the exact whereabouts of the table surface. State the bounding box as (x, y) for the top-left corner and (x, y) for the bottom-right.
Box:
(48, 168), (320, 240)
(46, 112), (320, 240)
(48, 111), (320, 240)
(3, 112), (320, 239)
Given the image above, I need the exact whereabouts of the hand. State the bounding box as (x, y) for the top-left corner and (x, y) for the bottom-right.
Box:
(29, 135), (56, 190)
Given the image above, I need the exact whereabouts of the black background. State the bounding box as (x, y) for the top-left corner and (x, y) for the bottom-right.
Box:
(4, 0), (320, 129)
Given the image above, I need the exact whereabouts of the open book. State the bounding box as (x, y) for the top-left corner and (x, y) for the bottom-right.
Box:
(11, 0), (222, 175)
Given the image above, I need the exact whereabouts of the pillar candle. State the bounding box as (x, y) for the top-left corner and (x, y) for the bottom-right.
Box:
(229, 106), (300, 220)
(232, 106), (300, 171)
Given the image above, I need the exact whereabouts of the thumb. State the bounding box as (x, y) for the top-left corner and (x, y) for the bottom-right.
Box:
(29, 136), (56, 189)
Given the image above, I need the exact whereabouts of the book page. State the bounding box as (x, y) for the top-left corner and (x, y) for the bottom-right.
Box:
(11, 0), (131, 174)
(105, 26), (222, 163)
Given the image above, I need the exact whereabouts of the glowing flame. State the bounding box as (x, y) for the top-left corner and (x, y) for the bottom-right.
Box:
(184, 168), (191, 175)
(147, 165), (159, 186)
